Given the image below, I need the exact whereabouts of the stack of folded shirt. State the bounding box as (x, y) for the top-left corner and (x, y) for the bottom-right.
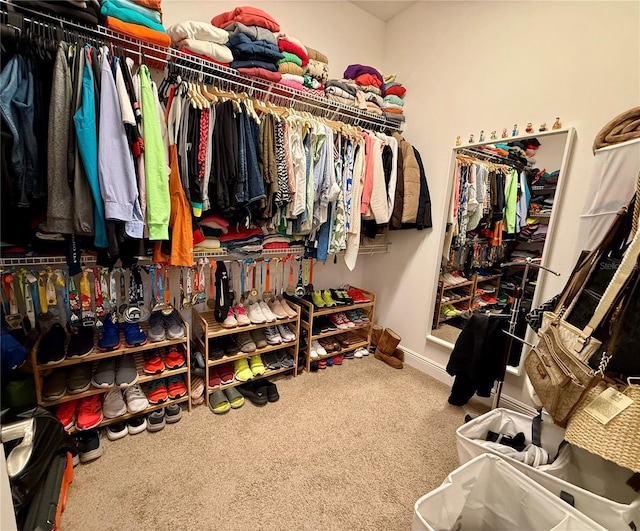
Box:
(167, 21), (232, 66)
(195, 215), (228, 250)
(382, 78), (407, 119)
(324, 79), (366, 109)
(14, 0), (101, 26)
(276, 34), (308, 89)
(343, 64), (384, 113)
(263, 234), (293, 250)
(101, 0), (170, 47)
(211, 6), (283, 81)
(219, 226), (265, 253)
(303, 46), (329, 87)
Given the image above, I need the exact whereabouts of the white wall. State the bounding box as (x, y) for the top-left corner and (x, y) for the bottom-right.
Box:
(362, 1), (640, 404)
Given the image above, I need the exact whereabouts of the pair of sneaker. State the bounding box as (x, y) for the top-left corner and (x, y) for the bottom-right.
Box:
(263, 324), (296, 345)
(142, 345), (186, 374)
(233, 355), (264, 381)
(106, 416), (147, 440)
(103, 385), (149, 418)
(98, 314), (147, 351)
(147, 404), (182, 432)
(344, 309), (369, 325)
(57, 395), (103, 431)
(309, 339), (327, 359)
(441, 305), (463, 317)
(246, 300), (277, 324)
(268, 298), (297, 319)
(146, 376), (187, 404)
(92, 355), (138, 388)
(329, 312), (356, 330)
(148, 309), (185, 342)
(222, 304), (251, 329)
(441, 272), (468, 287)
(310, 290), (336, 308)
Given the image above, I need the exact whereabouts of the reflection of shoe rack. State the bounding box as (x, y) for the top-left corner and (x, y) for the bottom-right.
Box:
(433, 271), (475, 328)
(473, 271), (503, 311)
(286, 286), (375, 372)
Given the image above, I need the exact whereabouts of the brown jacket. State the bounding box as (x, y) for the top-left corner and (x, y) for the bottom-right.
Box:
(393, 132), (421, 224)
(390, 138), (404, 229)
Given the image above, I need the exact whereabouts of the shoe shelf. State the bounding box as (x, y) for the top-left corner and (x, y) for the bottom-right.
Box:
(191, 307), (302, 407)
(441, 295), (472, 305)
(30, 318), (193, 413)
(209, 365), (295, 393)
(476, 274), (502, 283)
(69, 395), (190, 433)
(442, 279), (473, 290)
(288, 286), (375, 373)
(433, 275), (474, 329)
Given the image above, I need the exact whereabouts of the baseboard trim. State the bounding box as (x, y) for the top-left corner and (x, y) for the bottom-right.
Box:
(401, 346), (537, 417)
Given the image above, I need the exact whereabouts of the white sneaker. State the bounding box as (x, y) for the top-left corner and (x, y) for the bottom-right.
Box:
(222, 307), (237, 329)
(279, 298), (298, 318)
(103, 389), (127, 418)
(264, 326), (282, 345)
(277, 324), (295, 342)
(247, 302), (267, 324)
(268, 299), (288, 319)
(234, 304), (251, 326)
(259, 301), (277, 322)
(309, 343), (318, 359)
(124, 384), (149, 414)
(312, 340), (326, 356)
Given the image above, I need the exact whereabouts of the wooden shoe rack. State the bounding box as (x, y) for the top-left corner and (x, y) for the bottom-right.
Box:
(191, 307), (301, 405)
(291, 287), (376, 372)
(30, 318), (192, 433)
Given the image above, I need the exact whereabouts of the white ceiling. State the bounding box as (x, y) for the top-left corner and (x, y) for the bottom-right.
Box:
(351, 1), (418, 22)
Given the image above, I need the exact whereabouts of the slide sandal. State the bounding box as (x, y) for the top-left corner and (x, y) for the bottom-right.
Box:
(224, 387), (245, 409)
(237, 381), (268, 406)
(249, 354), (266, 376)
(208, 390), (230, 414)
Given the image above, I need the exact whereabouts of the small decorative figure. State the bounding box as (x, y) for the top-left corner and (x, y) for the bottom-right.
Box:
(525, 122), (533, 133)
(512, 124), (518, 137)
(501, 128), (508, 138)
(539, 122), (547, 132)
(490, 130), (497, 140)
(552, 117), (562, 130)
(479, 130), (485, 142)
(468, 134), (474, 143)
(455, 136), (461, 146)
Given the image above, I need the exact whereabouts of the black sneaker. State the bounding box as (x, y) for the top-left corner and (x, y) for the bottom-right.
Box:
(67, 326), (95, 358)
(106, 422), (128, 441)
(76, 430), (104, 463)
(147, 409), (166, 432)
(37, 323), (67, 365)
(221, 336), (237, 355)
(148, 311), (166, 342)
(127, 416), (147, 435)
(165, 403), (183, 424)
(207, 340), (225, 360)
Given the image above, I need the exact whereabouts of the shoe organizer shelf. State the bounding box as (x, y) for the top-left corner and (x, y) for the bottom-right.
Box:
(30, 317), (192, 428)
(433, 275), (475, 329)
(290, 287), (376, 372)
(191, 307), (302, 403)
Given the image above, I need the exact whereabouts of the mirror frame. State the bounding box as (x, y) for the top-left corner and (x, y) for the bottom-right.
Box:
(426, 127), (576, 376)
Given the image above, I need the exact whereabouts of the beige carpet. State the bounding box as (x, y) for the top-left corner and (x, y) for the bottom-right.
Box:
(62, 358), (485, 531)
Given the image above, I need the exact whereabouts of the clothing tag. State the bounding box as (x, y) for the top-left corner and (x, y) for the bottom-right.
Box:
(584, 387), (634, 425)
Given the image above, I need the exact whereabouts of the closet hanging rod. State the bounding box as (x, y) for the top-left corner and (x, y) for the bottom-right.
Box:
(0, 0), (403, 132)
(457, 147), (525, 170)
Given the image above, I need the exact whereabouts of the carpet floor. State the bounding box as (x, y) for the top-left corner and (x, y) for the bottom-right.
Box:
(62, 357), (485, 531)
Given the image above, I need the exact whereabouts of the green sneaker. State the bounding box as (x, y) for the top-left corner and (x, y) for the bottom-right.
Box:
(312, 291), (326, 308)
(322, 290), (337, 307)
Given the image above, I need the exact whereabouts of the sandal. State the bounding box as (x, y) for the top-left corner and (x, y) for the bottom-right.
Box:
(224, 386), (245, 408)
(209, 390), (230, 414)
(234, 358), (253, 382)
(237, 381), (268, 406)
(249, 354), (265, 376)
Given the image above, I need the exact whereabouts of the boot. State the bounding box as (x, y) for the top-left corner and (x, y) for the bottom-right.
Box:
(393, 348), (405, 362)
(369, 324), (383, 353)
(374, 328), (403, 369)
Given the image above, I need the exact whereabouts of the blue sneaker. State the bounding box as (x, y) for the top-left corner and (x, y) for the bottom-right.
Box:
(123, 322), (147, 348)
(97, 314), (121, 351)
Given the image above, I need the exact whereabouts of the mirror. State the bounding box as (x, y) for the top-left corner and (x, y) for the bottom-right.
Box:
(427, 128), (576, 373)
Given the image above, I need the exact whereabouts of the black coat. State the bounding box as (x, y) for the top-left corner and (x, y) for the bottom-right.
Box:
(446, 313), (508, 406)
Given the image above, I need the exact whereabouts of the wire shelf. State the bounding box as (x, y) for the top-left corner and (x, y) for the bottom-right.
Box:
(0, 1), (404, 132)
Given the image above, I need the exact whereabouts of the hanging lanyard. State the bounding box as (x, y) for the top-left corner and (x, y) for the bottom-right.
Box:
(163, 267), (171, 308)
(179, 268), (187, 309)
(58, 270), (69, 326)
(109, 270), (117, 311)
(68, 274), (81, 326)
(38, 271), (49, 315)
(93, 268), (105, 317)
(209, 261), (216, 299)
(80, 269), (95, 326)
(100, 269), (110, 313)
(149, 265), (157, 304)
(302, 259), (310, 286)
(265, 259), (271, 293)
(195, 260), (206, 305)
(46, 271), (58, 312)
(21, 271), (36, 328)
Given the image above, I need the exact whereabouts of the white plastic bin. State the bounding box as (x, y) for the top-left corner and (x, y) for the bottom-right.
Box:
(413, 454), (605, 531)
(456, 408), (640, 530)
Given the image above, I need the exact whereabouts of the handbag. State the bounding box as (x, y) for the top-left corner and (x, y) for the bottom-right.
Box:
(525, 221), (640, 426)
